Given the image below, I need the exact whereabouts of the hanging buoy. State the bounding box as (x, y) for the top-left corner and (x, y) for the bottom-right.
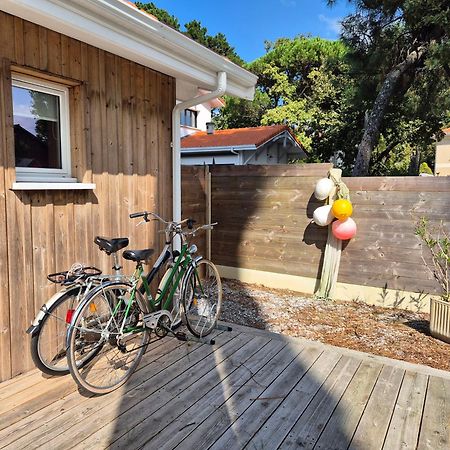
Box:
(313, 205), (334, 226)
(332, 217), (357, 240)
(332, 199), (353, 220)
(314, 178), (334, 200)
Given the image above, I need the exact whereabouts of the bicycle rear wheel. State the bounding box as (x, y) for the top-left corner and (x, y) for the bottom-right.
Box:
(67, 282), (149, 394)
(30, 287), (80, 376)
(182, 259), (222, 338)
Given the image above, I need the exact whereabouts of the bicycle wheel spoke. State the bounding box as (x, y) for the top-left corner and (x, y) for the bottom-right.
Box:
(182, 259), (222, 338)
(67, 282), (149, 394)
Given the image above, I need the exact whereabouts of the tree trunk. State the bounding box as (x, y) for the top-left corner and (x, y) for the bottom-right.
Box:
(352, 47), (426, 176)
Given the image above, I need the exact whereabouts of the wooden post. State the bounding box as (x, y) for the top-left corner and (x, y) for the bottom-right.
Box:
(316, 168), (342, 298)
(205, 165), (212, 261)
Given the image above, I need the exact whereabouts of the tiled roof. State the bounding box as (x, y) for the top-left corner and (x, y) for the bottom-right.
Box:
(181, 125), (302, 149)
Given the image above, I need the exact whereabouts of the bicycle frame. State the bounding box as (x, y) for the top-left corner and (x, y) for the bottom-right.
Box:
(96, 242), (198, 337)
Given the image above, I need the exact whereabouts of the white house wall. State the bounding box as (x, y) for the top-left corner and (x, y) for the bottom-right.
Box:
(436, 134), (450, 176)
(180, 103), (212, 137)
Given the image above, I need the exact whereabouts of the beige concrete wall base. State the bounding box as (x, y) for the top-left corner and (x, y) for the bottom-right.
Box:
(217, 265), (437, 313)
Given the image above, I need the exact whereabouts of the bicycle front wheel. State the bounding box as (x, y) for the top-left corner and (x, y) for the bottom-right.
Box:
(67, 282), (149, 395)
(182, 259), (222, 338)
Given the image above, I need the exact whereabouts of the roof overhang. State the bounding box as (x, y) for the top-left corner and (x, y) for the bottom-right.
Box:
(181, 145), (257, 153)
(1, 0), (257, 100)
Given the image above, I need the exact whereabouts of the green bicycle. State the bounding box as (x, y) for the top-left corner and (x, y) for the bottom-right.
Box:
(66, 212), (223, 394)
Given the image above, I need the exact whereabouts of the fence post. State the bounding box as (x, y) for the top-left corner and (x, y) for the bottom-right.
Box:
(316, 168), (342, 298)
(205, 165), (212, 260)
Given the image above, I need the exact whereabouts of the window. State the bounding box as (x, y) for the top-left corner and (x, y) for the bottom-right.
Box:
(180, 109), (198, 128)
(12, 74), (73, 182)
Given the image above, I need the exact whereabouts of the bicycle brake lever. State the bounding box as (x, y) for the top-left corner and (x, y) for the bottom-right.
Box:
(137, 219), (146, 227)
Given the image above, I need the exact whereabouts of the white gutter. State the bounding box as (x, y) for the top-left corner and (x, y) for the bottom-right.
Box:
(173, 72), (227, 244)
(1, 0), (257, 99)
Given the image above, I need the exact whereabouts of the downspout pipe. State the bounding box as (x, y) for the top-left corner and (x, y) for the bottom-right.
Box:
(171, 71), (227, 246)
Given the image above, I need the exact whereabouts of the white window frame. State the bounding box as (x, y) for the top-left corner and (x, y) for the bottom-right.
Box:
(12, 74), (75, 183)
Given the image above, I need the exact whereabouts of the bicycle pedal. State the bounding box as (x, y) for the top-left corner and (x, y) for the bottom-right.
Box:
(174, 331), (188, 341)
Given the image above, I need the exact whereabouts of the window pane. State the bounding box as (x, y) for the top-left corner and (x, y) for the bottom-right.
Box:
(180, 109), (197, 128)
(13, 86), (62, 169)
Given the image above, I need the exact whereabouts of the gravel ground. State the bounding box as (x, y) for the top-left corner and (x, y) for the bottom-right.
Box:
(220, 279), (450, 372)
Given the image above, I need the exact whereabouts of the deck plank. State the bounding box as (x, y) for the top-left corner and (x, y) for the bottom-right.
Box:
(70, 331), (253, 449)
(313, 360), (383, 450)
(226, 349), (342, 450)
(417, 376), (450, 450)
(0, 324), (448, 450)
(382, 371), (428, 450)
(0, 336), (177, 448)
(108, 334), (279, 450)
(349, 365), (405, 450)
(2, 335), (193, 449)
(280, 355), (361, 450)
(168, 338), (294, 450)
(139, 337), (301, 450)
(206, 345), (324, 450)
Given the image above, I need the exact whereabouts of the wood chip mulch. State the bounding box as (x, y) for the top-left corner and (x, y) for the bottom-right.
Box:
(220, 279), (450, 372)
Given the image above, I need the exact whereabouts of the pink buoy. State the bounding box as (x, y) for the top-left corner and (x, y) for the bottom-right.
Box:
(332, 217), (357, 240)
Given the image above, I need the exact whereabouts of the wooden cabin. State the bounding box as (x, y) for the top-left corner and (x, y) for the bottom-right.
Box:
(0, 0), (256, 381)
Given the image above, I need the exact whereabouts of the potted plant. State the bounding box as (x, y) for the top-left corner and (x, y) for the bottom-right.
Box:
(416, 218), (450, 343)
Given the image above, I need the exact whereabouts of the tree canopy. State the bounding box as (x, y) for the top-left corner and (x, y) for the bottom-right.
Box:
(135, 2), (244, 65)
(136, 1), (450, 175)
(331, 0), (450, 175)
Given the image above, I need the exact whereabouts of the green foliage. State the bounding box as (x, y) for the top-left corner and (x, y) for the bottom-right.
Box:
(134, 2), (180, 30)
(419, 162), (433, 175)
(213, 90), (271, 129)
(135, 3), (243, 65)
(415, 218), (450, 301)
(216, 36), (354, 162)
(184, 21), (244, 65)
(334, 0), (450, 174)
(136, 1), (449, 175)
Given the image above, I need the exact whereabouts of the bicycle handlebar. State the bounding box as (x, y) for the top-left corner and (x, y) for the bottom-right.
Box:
(129, 211), (215, 234)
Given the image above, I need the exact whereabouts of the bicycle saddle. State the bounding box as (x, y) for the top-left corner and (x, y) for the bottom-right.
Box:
(94, 236), (129, 254)
(122, 249), (155, 262)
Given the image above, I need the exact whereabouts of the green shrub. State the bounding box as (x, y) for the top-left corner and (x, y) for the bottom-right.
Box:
(415, 218), (450, 301)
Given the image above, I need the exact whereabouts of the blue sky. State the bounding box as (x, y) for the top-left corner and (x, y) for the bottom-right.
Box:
(146, 0), (355, 62)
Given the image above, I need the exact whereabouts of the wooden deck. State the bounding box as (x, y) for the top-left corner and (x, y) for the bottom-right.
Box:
(0, 323), (449, 449)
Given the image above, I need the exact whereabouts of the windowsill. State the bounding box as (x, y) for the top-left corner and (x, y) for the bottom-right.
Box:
(12, 182), (96, 190)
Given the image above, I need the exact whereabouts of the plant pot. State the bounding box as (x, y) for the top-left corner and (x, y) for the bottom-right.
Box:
(430, 298), (450, 344)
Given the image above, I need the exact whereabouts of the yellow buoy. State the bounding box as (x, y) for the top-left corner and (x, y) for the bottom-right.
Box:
(332, 199), (353, 220)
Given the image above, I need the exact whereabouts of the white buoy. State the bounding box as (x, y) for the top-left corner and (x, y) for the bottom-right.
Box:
(313, 205), (334, 226)
(314, 178), (334, 200)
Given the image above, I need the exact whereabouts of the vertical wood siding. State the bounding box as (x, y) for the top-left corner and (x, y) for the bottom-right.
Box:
(0, 11), (175, 381)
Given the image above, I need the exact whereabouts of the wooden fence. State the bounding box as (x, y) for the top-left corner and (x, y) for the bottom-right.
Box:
(181, 166), (209, 258)
(182, 164), (450, 307)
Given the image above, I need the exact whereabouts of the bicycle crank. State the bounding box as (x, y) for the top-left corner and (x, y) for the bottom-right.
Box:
(143, 310), (173, 335)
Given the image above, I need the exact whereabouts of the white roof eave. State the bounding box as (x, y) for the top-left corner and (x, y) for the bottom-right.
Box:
(181, 145), (257, 153)
(1, 0), (257, 100)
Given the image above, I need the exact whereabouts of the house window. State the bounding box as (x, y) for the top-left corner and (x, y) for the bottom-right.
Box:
(180, 109), (198, 128)
(12, 74), (72, 182)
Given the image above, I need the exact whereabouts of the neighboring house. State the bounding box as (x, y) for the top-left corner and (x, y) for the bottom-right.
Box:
(0, 0), (256, 381)
(181, 125), (306, 165)
(435, 128), (450, 176)
(180, 95), (224, 138)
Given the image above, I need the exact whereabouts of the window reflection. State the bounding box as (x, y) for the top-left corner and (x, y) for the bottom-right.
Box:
(13, 86), (62, 169)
